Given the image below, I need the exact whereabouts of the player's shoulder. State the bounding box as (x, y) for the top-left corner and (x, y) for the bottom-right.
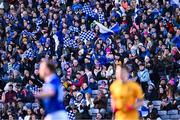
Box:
(51, 75), (60, 84)
(110, 80), (121, 91)
(128, 81), (141, 88)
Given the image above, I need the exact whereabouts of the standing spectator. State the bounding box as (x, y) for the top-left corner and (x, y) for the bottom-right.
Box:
(137, 63), (151, 92)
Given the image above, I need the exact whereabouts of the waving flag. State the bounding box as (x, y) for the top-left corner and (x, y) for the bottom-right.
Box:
(110, 23), (121, 34)
(94, 21), (120, 40)
(170, 0), (180, 7)
(82, 3), (97, 19)
(94, 21), (114, 33)
(63, 36), (78, 49)
(79, 30), (95, 44)
(134, 0), (140, 21)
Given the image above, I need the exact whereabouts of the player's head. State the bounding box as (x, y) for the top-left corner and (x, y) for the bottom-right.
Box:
(39, 58), (56, 80)
(121, 65), (130, 82)
(116, 65), (129, 82)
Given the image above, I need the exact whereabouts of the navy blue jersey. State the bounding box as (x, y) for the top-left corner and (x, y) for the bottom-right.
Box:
(43, 74), (65, 114)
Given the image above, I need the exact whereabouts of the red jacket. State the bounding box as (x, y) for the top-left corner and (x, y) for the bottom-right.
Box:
(5, 91), (16, 103)
(72, 76), (85, 87)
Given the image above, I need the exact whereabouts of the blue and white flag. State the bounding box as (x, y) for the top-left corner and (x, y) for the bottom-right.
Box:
(98, 12), (105, 24)
(63, 36), (78, 49)
(82, 3), (97, 18)
(21, 30), (35, 38)
(94, 21), (120, 40)
(68, 111), (75, 120)
(134, 0), (140, 21)
(94, 21), (114, 33)
(79, 30), (95, 44)
(170, 0), (180, 7)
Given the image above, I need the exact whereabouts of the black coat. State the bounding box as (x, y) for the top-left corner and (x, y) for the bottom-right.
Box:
(147, 108), (159, 119)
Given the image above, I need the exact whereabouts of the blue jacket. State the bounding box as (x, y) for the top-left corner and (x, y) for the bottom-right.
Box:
(171, 35), (180, 49)
(81, 87), (92, 95)
(138, 68), (151, 83)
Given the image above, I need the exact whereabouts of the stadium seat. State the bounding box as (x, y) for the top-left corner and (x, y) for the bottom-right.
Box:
(91, 109), (99, 115)
(154, 105), (160, 110)
(108, 99), (111, 104)
(143, 100), (149, 107)
(160, 115), (169, 119)
(152, 100), (161, 106)
(170, 115), (180, 119)
(0, 103), (3, 110)
(158, 110), (167, 115)
(167, 110), (178, 115)
(92, 90), (99, 98)
(107, 105), (112, 112)
(98, 80), (108, 89)
(98, 80), (108, 85)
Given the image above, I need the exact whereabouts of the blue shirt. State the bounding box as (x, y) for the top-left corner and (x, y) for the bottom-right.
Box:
(43, 74), (65, 114)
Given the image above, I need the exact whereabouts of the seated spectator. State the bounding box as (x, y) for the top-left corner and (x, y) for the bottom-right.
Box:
(160, 96), (173, 110)
(145, 83), (157, 101)
(137, 63), (151, 92)
(22, 70), (31, 84)
(81, 83), (92, 96)
(85, 93), (94, 109)
(8, 114), (14, 120)
(24, 109), (33, 120)
(89, 77), (98, 90)
(74, 92), (85, 111)
(146, 102), (159, 119)
(158, 85), (166, 100)
(25, 79), (35, 93)
(38, 107), (45, 120)
(94, 90), (107, 116)
(21, 87), (35, 103)
(4, 84), (16, 103)
(30, 114), (37, 120)
(173, 91), (180, 108)
(72, 59), (81, 75)
(95, 113), (103, 120)
(16, 84), (25, 102)
(79, 100), (91, 119)
(72, 70), (87, 88)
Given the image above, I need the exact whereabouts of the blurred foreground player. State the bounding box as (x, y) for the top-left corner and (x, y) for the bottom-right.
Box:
(110, 65), (144, 120)
(36, 59), (68, 120)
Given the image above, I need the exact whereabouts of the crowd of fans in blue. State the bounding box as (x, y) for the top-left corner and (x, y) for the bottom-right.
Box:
(0, 0), (179, 120)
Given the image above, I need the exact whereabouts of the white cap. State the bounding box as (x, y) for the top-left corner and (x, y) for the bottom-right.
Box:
(145, 55), (149, 60)
(0, 2), (4, 9)
(115, 0), (120, 4)
(138, 43), (143, 46)
(10, 5), (14, 9)
(122, 13), (126, 17)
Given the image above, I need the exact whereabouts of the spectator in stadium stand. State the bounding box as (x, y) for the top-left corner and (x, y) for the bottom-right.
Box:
(4, 84), (17, 103)
(145, 83), (158, 101)
(81, 82), (92, 96)
(146, 101), (160, 119)
(93, 90), (107, 116)
(137, 63), (151, 92)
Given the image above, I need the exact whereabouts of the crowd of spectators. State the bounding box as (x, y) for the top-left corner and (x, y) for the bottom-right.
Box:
(0, 0), (179, 120)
